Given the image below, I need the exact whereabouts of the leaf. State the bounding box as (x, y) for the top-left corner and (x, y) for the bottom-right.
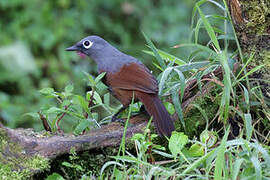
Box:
(214, 127), (230, 180)
(47, 107), (64, 114)
(45, 173), (64, 180)
(196, 5), (220, 51)
(142, 31), (166, 70)
(104, 93), (110, 106)
(86, 91), (103, 105)
(244, 113), (253, 141)
(171, 86), (185, 129)
(232, 159), (244, 180)
(182, 148), (216, 174)
(188, 143), (204, 157)
(84, 71), (95, 87)
(200, 130), (217, 148)
(175, 61), (210, 72)
(95, 72), (106, 84)
(158, 67), (173, 95)
(143, 49), (186, 66)
(174, 69), (185, 101)
(39, 88), (54, 96)
(164, 102), (175, 115)
(100, 161), (124, 175)
(73, 119), (93, 135)
(64, 84), (74, 93)
(73, 95), (89, 114)
(169, 132), (188, 158)
(23, 112), (40, 119)
(62, 162), (73, 168)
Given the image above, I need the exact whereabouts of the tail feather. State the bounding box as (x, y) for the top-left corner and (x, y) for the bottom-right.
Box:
(137, 92), (175, 136)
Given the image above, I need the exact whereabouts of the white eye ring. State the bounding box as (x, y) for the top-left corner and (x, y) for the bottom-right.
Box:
(82, 40), (93, 49)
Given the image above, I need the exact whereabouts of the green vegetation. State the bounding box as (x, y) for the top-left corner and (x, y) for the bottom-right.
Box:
(0, 0), (269, 179)
(0, 129), (50, 180)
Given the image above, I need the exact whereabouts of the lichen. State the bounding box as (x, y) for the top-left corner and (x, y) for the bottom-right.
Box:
(0, 129), (50, 180)
(241, 0), (270, 35)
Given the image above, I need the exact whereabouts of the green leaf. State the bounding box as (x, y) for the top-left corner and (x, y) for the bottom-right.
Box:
(142, 31), (166, 70)
(214, 127), (230, 180)
(188, 143), (204, 157)
(244, 113), (253, 141)
(143, 49), (186, 66)
(169, 132), (188, 158)
(62, 162), (73, 168)
(64, 84), (74, 93)
(174, 69), (185, 101)
(175, 61), (210, 72)
(87, 91), (103, 105)
(84, 71), (95, 87)
(39, 87), (54, 96)
(73, 95), (89, 114)
(171, 86), (185, 129)
(182, 148), (216, 174)
(95, 72), (106, 84)
(45, 173), (64, 180)
(232, 159), (244, 180)
(23, 112), (40, 119)
(74, 119), (92, 135)
(200, 130), (217, 148)
(47, 107), (64, 114)
(164, 102), (175, 115)
(104, 93), (110, 106)
(196, 5), (220, 51)
(159, 67), (173, 95)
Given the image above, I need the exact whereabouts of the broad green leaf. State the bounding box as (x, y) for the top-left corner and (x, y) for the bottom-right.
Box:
(200, 130), (217, 148)
(188, 143), (204, 157)
(169, 132), (188, 158)
(39, 88), (54, 96)
(64, 84), (74, 93)
(47, 107), (64, 114)
(164, 102), (175, 115)
(45, 173), (64, 180)
(74, 118), (92, 135)
(73, 95), (89, 114)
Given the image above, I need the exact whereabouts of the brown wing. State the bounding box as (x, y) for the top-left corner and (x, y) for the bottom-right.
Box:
(106, 62), (158, 94)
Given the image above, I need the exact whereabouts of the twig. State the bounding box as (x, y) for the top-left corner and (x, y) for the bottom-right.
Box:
(56, 104), (71, 132)
(38, 111), (51, 132)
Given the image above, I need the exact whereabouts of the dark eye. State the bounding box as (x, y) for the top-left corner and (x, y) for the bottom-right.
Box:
(82, 40), (93, 49)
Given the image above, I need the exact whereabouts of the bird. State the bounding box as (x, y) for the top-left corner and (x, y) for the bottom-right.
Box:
(66, 35), (175, 136)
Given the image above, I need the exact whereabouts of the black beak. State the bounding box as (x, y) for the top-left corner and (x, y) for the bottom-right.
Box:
(66, 44), (79, 51)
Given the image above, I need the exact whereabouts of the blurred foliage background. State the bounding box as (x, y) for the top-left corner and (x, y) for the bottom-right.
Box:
(0, 0), (223, 131)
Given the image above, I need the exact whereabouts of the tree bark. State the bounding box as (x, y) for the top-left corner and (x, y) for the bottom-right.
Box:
(228, 0), (270, 98)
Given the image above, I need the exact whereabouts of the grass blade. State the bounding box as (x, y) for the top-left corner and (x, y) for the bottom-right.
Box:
(214, 127), (230, 180)
(142, 32), (166, 70)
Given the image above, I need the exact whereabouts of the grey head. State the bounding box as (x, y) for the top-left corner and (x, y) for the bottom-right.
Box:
(66, 35), (139, 73)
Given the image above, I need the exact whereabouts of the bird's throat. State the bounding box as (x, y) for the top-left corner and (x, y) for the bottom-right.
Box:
(76, 51), (87, 58)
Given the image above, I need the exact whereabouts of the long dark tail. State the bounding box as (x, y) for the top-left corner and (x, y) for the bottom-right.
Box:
(137, 92), (175, 136)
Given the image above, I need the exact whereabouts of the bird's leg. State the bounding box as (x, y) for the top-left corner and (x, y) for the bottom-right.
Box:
(111, 106), (127, 122)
